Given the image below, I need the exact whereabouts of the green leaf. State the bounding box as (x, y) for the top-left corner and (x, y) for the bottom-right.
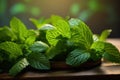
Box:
(0, 26), (16, 42)
(66, 49), (90, 66)
(103, 42), (120, 63)
(30, 17), (48, 29)
(99, 29), (112, 41)
(10, 17), (28, 42)
(91, 41), (120, 62)
(69, 18), (93, 49)
(46, 38), (67, 59)
(25, 30), (38, 45)
(90, 49), (102, 61)
(90, 41), (104, 61)
(27, 53), (50, 70)
(29, 18), (39, 28)
(50, 15), (63, 23)
(0, 42), (23, 60)
(46, 18), (70, 46)
(93, 34), (99, 42)
(45, 46), (60, 59)
(29, 41), (49, 53)
(9, 58), (29, 76)
(91, 41), (104, 52)
(46, 29), (59, 46)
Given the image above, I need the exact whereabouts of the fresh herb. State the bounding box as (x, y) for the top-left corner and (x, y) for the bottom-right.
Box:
(0, 17), (50, 76)
(0, 15), (120, 76)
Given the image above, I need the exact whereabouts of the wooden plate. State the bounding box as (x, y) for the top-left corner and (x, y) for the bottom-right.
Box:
(50, 60), (102, 70)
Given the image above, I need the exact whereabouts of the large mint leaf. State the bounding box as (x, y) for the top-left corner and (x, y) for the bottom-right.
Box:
(27, 53), (50, 70)
(9, 58), (29, 76)
(10, 17), (28, 42)
(103, 42), (120, 63)
(29, 41), (49, 53)
(46, 16), (70, 46)
(0, 42), (23, 60)
(69, 18), (93, 49)
(0, 26), (16, 42)
(99, 29), (112, 41)
(66, 49), (90, 66)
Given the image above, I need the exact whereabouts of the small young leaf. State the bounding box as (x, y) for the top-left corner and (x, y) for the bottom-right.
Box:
(29, 41), (49, 53)
(93, 34), (99, 42)
(0, 42), (23, 60)
(99, 29), (112, 41)
(66, 49), (90, 66)
(27, 53), (50, 70)
(30, 17), (48, 29)
(9, 58), (29, 76)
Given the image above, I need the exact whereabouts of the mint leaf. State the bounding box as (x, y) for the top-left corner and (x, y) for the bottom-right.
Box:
(29, 41), (49, 53)
(50, 15), (63, 23)
(25, 30), (37, 45)
(30, 17), (48, 29)
(0, 26), (16, 42)
(46, 16), (71, 46)
(52, 19), (71, 38)
(27, 53), (50, 70)
(90, 49), (103, 61)
(91, 41), (105, 51)
(91, 41), (120, 62)
(90, 41), (104, 61)
(9, 58), (29, 76)
(45, 46), (59, 59)
(0, 42), (23, 60)
(93, 34), (99, 42)
(99, 29), (112, 41)
(29, 18), (39, 28)
(46, 38), (67, 59)
(10, 17), (28, 42)
(69, 18), (93, 49)
(103, 42), (120, 63)
(66, 49), (90, 66)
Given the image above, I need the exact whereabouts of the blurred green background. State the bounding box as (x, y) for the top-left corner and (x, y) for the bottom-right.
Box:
(0, 0), (120, 37)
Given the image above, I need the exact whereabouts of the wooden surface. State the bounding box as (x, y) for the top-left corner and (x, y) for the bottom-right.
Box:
(0, 38), (120, 80)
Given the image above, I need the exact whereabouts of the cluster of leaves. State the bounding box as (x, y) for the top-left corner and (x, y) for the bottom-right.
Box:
(0, 17), (50, 76)
(0, 15), (120, 76)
